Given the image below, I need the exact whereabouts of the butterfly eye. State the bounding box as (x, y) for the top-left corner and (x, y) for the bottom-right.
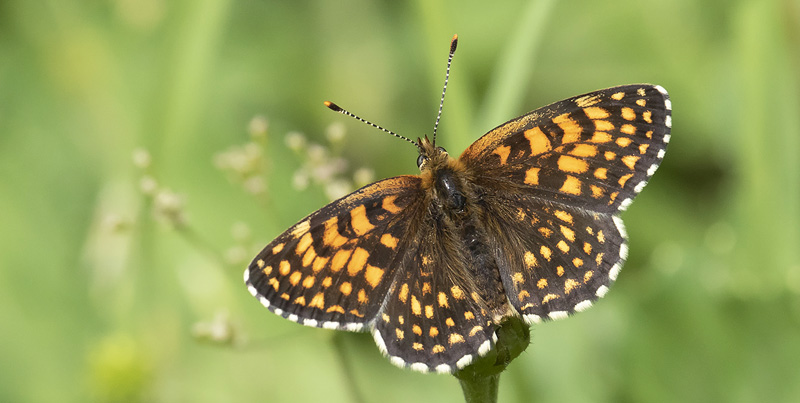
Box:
(436, 146), (446, 153)
(417, 154), (428, 168)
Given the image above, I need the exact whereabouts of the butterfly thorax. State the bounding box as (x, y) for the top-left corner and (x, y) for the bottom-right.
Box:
(416, 136), (514, 324)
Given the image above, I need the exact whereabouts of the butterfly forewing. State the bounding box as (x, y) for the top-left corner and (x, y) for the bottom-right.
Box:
(245, 176), (423, 330)
(461, 85), (671, 214)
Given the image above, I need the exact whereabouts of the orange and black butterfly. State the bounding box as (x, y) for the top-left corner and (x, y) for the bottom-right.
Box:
(244, 35), (671, 373)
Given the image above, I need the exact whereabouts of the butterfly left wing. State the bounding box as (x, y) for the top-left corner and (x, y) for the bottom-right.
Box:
(244, 176), (424, 331)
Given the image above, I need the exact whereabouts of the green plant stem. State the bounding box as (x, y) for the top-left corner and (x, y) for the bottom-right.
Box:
(459, 373), (500, 403)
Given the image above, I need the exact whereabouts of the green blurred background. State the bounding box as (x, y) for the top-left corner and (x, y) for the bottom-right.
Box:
(2, 0), (799, 402)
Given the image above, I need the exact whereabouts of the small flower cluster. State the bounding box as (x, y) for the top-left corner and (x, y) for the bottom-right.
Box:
(285, 122), (375, 201)
(133, 147), (187, 228)
(214, 115), (271, 199)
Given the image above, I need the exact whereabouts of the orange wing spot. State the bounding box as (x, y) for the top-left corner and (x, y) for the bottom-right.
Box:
(564, 279), (580, 294)
(636, 98), (646, 107)
(590, 131), (612, 143)
(537, 278), (548, 289)
(584, 270), (594, 282)
(365, 264), (384, 288)
(622, 155), (640, 170)
(637, 88), (647, 96)
(594, 119), (615, 132)
(296, 232), (313, 256)
(512, 272), (525, 285)
(256, 259), (265, 268)
(294, 296), (306, 306)
(430, 326), (439, 337)
(557, 266), (565, 276)
(611, 91), (625, 100)
(619, 173), (634, 187)
(516, 208), (526, 221)
(421, 255), (432, 267)
(597, 230), (605, 243)
(422, 282), (432, 295)
(302, 246), (316, 267)
(268, 277), (280, 291)
(449, 333), (466, 345)
(312, 256), (329, 273)
(621, 107), (636, 121)
(382, 195), (402, 214)
(425, 305), (434, 319)
(570, 143), (599, 157)
(553, 113), (582, 143)
(380, 233), (399, 249)
(608, 191), (619, 204)
(518, 290), (530, 301)
(279, 260), (291, 276)
(572, 257), (584, 267)
(309, 293), (325, 309)
(538, 227), (553, 237)
(560, 175), (582, 195)
(583, 242), (592, 254)
(350, 205), (375, 236)
(524, 251), (537, 268)
(596, 252), (604, 265)
(576, 94), (602, 107)
(554, 210), (574, 224)
(594, 167), (608, 180)
(438, 292), (449, 308)
(262, 265), (273, 276)
(493, 145), (511, 165)
(642, 110), (653, 123)
(331, 249), (352, 272)
(464, 311), (475, 320)
(412, 342), (423, 351)
(524, 167), (540, 185)
(590, 185), (604, 198)
(399, 283), (409, 303)
(469, 325), (484, 337)
(451, 285), (465, 299)
(645, 130), (653, 139)
(382, 313), (390, 323)
(280, 293), (290, 300)
(542, 293), (559, 304)
(291, 220), (310, 238)
(557, 155), (589, 173)
(432, 345), (445, 354)
(271, 243), (284, 255)
(584, 106), (610, 119)
(398, 315), (404, 324)
(620, 124), (637, 135)
(349, 309), (364, 318)
(347, 247), (369, 276)
(412, 324), (422, 336)
(557, 240), (570, 253)
(616, 137), (633, 147)
(289, 271), (302, 286)
(524, 127), (552, 155)
(321, 276), (333, 288)
(540, 246), (552, 261)
(639, 143), (650, 154)
(411, 295), (422, 316)
(358, 289), (368, 304)
(586, 226), (594, 235)
(560, 225), (576, 242)
(604, 151), (617, 160)
(339, 282), (352, 296)
(446, 317), (455, 327)
(323, 218), (348, 248)
(396, 328), (405, 340)
(327, 305), (345, 314)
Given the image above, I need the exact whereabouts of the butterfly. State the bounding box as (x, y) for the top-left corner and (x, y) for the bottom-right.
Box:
(244, 35), (671, 374)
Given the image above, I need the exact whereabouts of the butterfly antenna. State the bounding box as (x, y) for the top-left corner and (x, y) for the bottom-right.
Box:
(324, 101), (419, 149)
(432, 34), (458, 147)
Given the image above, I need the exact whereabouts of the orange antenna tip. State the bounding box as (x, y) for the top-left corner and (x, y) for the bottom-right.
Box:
(450, 34), (458, 53)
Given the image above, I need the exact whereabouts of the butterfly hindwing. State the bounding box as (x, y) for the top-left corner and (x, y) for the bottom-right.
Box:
(245, 176), (423, 330)
(460, 84), (671, 214)
(479, 192), (627, 323)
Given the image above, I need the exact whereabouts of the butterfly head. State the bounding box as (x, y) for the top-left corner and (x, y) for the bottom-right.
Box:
(416, 135), (450, 173)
